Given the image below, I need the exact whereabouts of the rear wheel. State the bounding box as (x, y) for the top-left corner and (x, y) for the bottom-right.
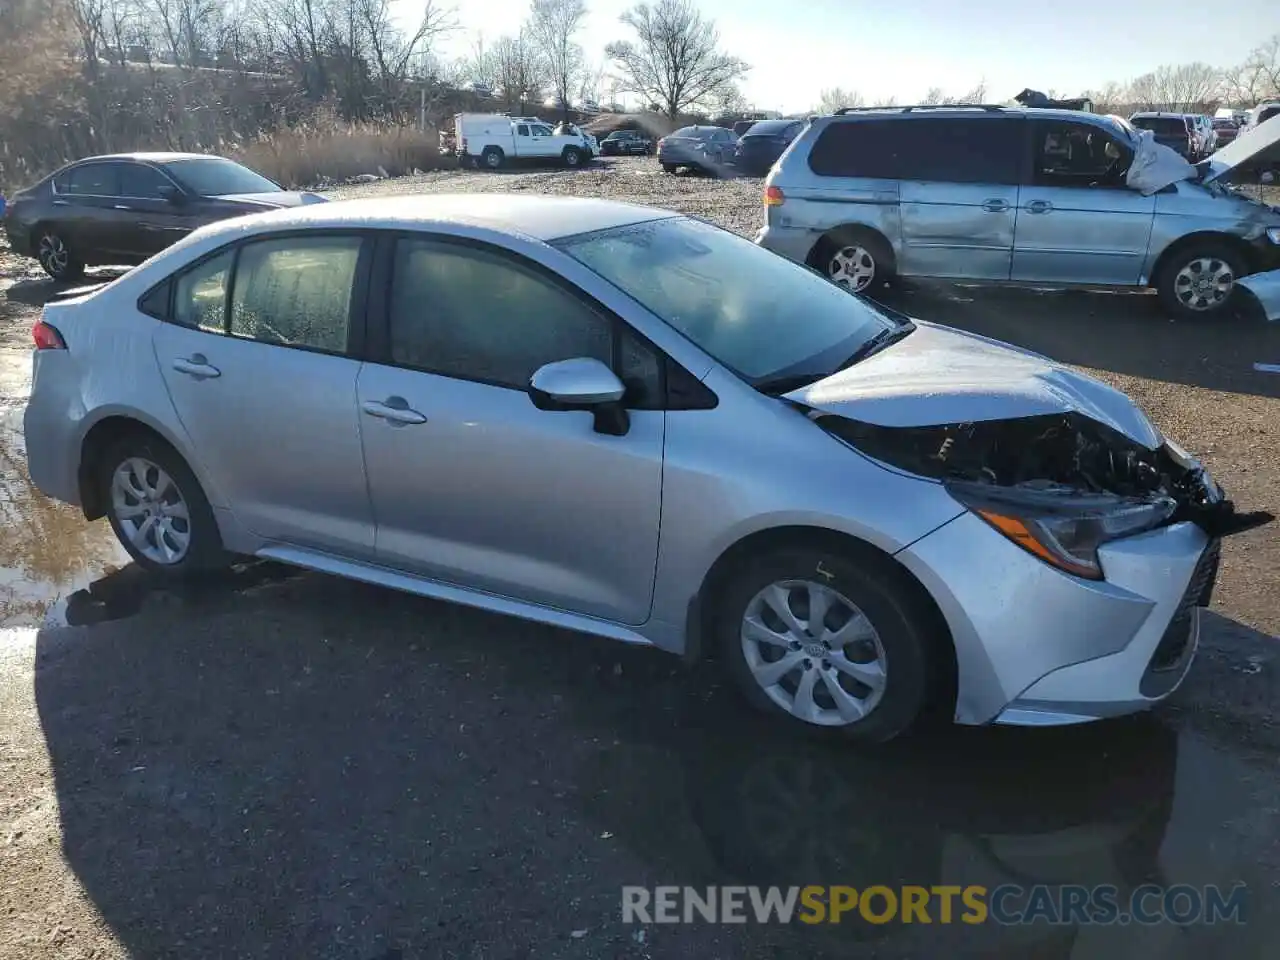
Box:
(480, 146), (505, 170)
(1156, 241), (1246, 320)
(100, 433), (230, 577)
(717, 547), (937, 742)
(35, 229), (85, 282)
(812, 227), (894, 294)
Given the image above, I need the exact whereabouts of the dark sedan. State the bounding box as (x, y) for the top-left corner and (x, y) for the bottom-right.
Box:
(599, 130), (654, 156)
(732, 119), (807, 176)
(656, 125), (738, 175)
(1212, 118), (1239, 148)
(2, 153), (326, 281)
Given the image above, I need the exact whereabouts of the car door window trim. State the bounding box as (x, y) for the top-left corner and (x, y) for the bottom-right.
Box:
(52, 161), (185, 201)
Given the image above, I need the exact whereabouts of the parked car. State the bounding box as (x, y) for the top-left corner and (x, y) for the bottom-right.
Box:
(1129, 112), (1197, 158)
(600, 130), (654, 156)
(1212, 117), (1240, 147)
(454, 113), (590, 170)
(657, 125), (738, 174)
(732, 120), (756, 138)
(757, 106), (1280, 320)
(733, 119), (808, 176)
(2, 153), (327, 281)
(23, 193), (1256, 740)
(1190, 114), (1217, 155)
(1243, 101), (1280, 133)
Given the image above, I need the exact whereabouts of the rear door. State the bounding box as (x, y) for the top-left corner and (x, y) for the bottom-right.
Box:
(53, 162), (130, 258)
(1011, 119), (1155, 286)
(152, 231), (377, 556)
(895, 116), (1022, 281)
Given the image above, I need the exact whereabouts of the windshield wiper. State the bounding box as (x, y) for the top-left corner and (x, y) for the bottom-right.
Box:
(753, 321), (916, 397)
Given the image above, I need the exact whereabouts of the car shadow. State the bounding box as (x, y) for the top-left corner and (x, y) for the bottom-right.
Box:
(30, 570), (1280, 958)
(4, 268), (129, 309)
(878, 281), (1280, 399)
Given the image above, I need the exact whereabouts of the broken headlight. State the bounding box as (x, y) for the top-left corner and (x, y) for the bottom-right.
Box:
(946, 481), (1177, 581)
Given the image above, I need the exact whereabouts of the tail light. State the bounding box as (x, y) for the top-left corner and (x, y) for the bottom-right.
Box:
(32, 319), (66, 350)
(764, 185), (785, 207)
(460, 137), (468, 153)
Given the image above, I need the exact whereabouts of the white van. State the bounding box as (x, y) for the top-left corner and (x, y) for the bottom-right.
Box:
(454, 114), (591, 170)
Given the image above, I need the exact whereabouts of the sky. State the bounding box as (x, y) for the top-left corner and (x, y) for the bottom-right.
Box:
(409, 0), (1280, 114)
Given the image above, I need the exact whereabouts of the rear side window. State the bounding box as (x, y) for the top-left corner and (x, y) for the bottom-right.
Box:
(57, 163), (121, 196)
(807, 117), (1022, 184)
(229, 236), (362, 353)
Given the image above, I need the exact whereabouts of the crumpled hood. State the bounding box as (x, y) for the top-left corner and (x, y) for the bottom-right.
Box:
(1202, 113), (1280, 184)
(1125, 129), (1197, 196)
(784, 320), (1161, 447)
(212, 191), (328, 207)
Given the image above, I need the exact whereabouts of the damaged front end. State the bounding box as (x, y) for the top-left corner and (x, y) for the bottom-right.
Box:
(816, 411), (1273, 579)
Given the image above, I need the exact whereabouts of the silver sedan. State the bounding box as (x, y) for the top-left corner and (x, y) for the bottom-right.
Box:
(23, 194), (1245, 740)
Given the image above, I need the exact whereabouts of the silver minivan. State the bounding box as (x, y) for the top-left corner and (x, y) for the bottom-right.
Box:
(756, 106), (1280, 320)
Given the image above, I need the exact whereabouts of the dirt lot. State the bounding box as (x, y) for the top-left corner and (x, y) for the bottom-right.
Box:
(1, 157), (1279, 959)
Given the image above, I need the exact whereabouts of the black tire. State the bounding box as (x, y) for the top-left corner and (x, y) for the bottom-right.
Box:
(35, 228), (85, 282)
(1155, 240), (1246, 321)
(716, 547), (938, 743)
(810, 227), (895, 295)
(99, 432), (231, 578)
(562, 146), (583, 168)
(661, 162), (677, 173)
(480, 146), (505, 170)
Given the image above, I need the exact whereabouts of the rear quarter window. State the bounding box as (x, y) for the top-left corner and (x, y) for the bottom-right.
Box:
(807, 116), (1023, 184)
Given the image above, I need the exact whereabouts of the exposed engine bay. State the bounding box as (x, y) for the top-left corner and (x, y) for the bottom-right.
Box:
(815, 411), (1274, 539)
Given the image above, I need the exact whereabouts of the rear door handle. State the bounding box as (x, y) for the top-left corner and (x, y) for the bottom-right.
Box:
(1026, 199), (1053, 214)
(361, 398), (427, 425)
(172, 355), (220, 379)
(982, 199), (1010, 212)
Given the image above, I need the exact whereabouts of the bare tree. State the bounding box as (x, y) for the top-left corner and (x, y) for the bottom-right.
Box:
(815, 87), (862, 114)
(460, 32), (499, 88)
(953, 80), (987, 104)
(1081, 80), (1127, 115)
(1128, 62), (1221, 110)
(528, 0), (585, 118)
(605, 0), (748, 121)
(1223, 34), (1280, 105)
(920, 86), (945, 105)
(708, 81), (746, 118)
(493, 31), (545, 109)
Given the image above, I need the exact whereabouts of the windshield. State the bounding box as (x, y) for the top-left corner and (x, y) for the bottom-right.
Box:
(744, 120), (795, 137)
(163, 158), (281, 196)
(1130, 116), (1187, 137)
(556, 217), (897, 383)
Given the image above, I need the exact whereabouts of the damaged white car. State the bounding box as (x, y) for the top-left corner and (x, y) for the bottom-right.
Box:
(23, 196), (1273, 743)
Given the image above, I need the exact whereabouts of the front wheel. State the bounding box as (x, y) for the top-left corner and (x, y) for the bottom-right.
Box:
(100, 434), (230, 577)
(36, 229), (85, 282)
(562, 146), (583, 168)
(717, 547), (938, 742)
(1156, 242), (1246, 320)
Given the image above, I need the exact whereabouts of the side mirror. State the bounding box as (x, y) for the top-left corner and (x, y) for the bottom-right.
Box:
(158, 184), (185, 205)
(528, 357), (630, 436)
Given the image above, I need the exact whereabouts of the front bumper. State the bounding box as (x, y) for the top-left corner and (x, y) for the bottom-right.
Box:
(895, 511), (1216, 727)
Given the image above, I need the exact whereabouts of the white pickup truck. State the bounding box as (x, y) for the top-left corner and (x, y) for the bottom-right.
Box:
(455, 113), (593, 170)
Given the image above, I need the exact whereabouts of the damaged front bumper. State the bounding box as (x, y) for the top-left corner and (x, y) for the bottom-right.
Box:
(1236, 268), (1280, 322)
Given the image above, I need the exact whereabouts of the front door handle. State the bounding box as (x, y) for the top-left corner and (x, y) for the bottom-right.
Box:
(361, 398), (427, 425)
(113, 204), (133, 211)
(172, 355), (220, 379)
(982, 199), (1010, 212)
(1026, 199), (1053, 214)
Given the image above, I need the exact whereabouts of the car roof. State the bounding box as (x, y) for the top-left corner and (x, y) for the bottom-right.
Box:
(744, 119), (800, 134)
(74, 152), (222, 164)
(1128, 112), (1186, 119)
(194, 194), (677, 243)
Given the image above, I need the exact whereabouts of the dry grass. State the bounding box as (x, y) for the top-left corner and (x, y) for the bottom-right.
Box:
(226, 121), (452, 188)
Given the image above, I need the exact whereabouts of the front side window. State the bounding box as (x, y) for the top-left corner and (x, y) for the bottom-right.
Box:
(532, 125), (552, 137)
(119, 163), (172, 199)
(557, 216), (896, 384)
(229, 236), (362, 352)
(388, 238), (612, 389)
(1033, 121), (1128, 186)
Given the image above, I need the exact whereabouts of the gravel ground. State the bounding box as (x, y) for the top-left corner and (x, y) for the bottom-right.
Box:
(1, 157), (1279, 960)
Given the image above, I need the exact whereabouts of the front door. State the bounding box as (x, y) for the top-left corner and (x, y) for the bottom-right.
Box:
(356, 234), (664, 625)
(115, 161), (198, 258)
(153, 233), (377, 556)
(894, 116), (1024, 281)
(1012, 120), (1156, 285)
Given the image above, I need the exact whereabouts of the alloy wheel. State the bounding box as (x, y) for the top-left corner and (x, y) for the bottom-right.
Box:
(1173, 257), (1234, 312)
(38, 234), (69, 277)
(828, 245), (876, 292)
(740, 579), (887, 726)
(110, 457), (193, 565)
